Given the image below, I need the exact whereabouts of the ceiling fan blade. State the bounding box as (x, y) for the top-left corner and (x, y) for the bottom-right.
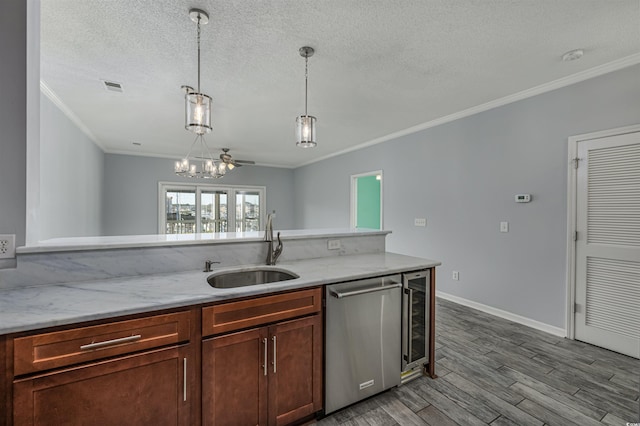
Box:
(219, 148), (256, 167)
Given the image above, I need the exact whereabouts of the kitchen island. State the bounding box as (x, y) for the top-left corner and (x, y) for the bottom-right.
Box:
(0, 229), (440, 425)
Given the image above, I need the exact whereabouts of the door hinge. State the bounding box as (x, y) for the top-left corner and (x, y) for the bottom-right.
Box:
(574, 302), (582, 314)
(572, 158), (581, 169)
(573, 231), (578, 241)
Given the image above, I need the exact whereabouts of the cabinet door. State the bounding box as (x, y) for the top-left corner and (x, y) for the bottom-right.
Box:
(268, 315), (322, 426)
(13, 345), (192, 426)
(202, 328), (268, 426)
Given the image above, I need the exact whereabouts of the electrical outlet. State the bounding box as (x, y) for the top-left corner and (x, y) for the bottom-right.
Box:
(0, 234), (16, 259)
(327, 239), (341, 250)
(452, 271), (459, 281)
(414, 218), (426, 227)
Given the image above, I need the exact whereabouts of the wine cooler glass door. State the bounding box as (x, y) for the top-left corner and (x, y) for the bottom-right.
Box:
(402, 270), (430, 371)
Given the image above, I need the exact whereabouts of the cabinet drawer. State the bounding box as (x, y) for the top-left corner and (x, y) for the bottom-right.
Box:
(14, 311), (191, 376)
(202, 287), (322, 336)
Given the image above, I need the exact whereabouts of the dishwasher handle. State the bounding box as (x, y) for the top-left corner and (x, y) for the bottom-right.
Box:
(329, 282), (402, 298)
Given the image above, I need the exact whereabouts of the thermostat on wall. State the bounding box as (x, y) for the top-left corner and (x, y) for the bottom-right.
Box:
(515, 194), (531, 203)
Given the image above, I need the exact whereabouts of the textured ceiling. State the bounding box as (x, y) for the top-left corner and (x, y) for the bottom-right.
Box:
(40, 0), (640, 167)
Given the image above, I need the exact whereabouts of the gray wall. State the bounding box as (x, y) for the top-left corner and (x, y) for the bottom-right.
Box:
(103, 154), (295, 235)
(39, 94), (104, 239)
(293, 64), (640, 329)
(0, 0), (27, 262)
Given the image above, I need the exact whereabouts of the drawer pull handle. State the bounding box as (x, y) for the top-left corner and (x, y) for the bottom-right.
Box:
(80, 334), (142, 350)
(262, 338), (268, 376)
(183, 358), (187, 402)
(272, 335), (277, 374)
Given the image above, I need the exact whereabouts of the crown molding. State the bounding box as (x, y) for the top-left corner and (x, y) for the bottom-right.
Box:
(39, 80), (106, 151)
(297, 53), (640, 168)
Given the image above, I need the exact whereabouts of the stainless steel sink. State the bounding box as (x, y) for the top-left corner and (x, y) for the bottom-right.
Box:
(207, 267), (299, 288)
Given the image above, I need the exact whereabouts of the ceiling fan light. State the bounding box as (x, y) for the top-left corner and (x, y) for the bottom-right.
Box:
(296, 115), (317, 148)
(185, 90), (212, 135)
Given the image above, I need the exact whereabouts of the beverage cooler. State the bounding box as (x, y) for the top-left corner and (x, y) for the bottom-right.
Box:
(401, 270), (431, 383)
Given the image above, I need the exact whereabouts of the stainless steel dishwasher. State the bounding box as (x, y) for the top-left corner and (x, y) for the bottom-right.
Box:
(325, 274), (402, 414)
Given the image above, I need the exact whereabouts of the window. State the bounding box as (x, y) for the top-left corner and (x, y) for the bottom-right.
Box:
(235, 190), (261, 232)
(159, 182), (265, 234)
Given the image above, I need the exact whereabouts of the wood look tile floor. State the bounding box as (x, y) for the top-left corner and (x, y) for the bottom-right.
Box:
(315, 298), (640, 426)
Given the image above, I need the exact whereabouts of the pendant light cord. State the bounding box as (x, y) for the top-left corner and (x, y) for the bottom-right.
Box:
(304, 54), (309, 117)
(196, 14), (201, 93)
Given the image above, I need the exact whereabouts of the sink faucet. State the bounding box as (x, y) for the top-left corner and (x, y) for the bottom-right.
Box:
(203, 260), (220, 272)
(264, 213), (283, 265)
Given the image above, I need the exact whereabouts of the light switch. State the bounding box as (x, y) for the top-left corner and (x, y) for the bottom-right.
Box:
(500, 222), (509, 233)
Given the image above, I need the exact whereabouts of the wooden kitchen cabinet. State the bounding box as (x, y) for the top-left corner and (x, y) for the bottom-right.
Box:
(202, 327), (268, 426)
(4, 288), (323, 426)
(202, 288), (323, 426)
(13, 311), (191, 376)
(10, 309), (194, 426)
(268, 315), (322, 426)
(13, 345), (193, 426)
(202, 287), (322, 336)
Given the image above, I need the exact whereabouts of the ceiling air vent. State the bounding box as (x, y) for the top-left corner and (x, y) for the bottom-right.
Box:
(101, 80), (123, 93)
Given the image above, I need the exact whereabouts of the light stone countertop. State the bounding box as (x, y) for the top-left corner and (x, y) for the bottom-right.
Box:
(0, 252), (440, 335)
(17, 228), (390, 254)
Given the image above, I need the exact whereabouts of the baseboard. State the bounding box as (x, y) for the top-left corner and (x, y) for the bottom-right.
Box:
(436, 291), (566, 338)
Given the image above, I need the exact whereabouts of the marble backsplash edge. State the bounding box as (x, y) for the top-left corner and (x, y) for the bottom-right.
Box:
(0, 234), (386, 290)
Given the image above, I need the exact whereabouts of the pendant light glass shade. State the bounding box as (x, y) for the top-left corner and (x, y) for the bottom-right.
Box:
(296, 115), (317, 147)
(184, 88), (212, 135)
(296, 46), (317, 148)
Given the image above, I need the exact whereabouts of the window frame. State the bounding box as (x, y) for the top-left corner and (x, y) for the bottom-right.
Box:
(158, 181), (266, 234)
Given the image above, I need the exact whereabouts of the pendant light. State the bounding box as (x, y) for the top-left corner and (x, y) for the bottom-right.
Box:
(184, 9), (212, 135)
(175, 8), (226, 178)
(296, 46), (317, 148)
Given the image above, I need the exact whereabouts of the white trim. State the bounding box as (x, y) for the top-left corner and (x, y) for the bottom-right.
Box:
(436, 291), (566, 338)
(350, 170), (383, 230)
(39, 80), (106, 151)
(26, 0), (41, 245)
(350, 176), (357, 229)
(298, 53), (640, 168)
(565, 138), (578, 340)
(565, 124), (640, 340)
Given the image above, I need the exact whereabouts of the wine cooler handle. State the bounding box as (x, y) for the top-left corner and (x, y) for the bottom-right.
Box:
(407, 287), (413, 363)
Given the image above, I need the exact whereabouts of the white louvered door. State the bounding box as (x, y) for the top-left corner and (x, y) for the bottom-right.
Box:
(575, 131), (640, 358)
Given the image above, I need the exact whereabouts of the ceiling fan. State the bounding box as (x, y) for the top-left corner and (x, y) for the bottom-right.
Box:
(219, 148), (255, 169)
